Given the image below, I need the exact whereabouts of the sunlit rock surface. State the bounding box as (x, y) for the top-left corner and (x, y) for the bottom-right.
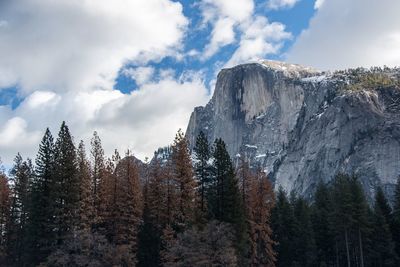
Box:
(186, 60), (400, 200)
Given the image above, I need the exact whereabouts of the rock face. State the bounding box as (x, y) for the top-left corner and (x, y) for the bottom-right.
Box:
(186, 61), (400, 200)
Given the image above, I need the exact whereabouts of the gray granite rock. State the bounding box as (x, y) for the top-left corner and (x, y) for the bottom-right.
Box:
(186, 61), (400, 200)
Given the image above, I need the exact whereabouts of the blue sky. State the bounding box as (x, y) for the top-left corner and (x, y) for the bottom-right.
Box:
(114, 0), (317, 95)
(1, 0), (400, 167)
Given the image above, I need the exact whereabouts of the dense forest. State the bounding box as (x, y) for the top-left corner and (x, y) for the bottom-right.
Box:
(0, 122), (399, 267)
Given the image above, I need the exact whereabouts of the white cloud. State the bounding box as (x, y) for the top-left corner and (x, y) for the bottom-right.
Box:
(287, 0), (400, 70)
(123, 67), (155, 86)
(0, 72), (209, 165)
(199, 0), (254, 59)
(267, 0), (299, 10)
(0, 0), (187, 93)
(23, 91), (60, 109)
(0, 0), (212, 166)
(0, 117), (41, 149)
(199, 0), (292, 64)
(225, 16), (292, 68)
(314, 0), (325, 9)
(203, 17), (236, 58)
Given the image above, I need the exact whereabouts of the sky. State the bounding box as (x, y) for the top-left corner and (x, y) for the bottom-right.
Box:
(1, 0), (400, 167)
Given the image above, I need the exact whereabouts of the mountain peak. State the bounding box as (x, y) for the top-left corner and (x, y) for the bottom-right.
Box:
(258, 60), (320, 77)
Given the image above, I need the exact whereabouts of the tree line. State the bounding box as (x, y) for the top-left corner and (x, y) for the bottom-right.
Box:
(0, 122), (399, 267)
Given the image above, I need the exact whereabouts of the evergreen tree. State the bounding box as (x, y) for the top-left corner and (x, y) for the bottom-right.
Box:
(171, 130), (197, 229)
(370, 186), (397, 266)
(271, 188), (296, 267)
(27, 128), (55, 265)
(0, 171), (9, 264)
(97, 153), (118, 242)
(113, 151), (143, 265)
(291, 195), (316, 267)
(349, 175), (369, 267)
(138, 159), (175, 267)
(162, 221), (238, 267)
(331, 173), (354, 267)
(52, 121), (79, 245)
(7, 154), (33, 265)
(193, 131), (211, 217)
(246, 168), (276, 266)
(237, 154), (252, 211)
(137, 181), (162, 267)
(76, 140), (94, 233)
(90, 131), (105, 223)
(392, 176), (400, 260)
(312, 182), (335, 266)
(210, 138), (247, 264)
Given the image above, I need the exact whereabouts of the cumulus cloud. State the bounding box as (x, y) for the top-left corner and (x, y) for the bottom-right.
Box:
(123, 67), (155, 86)
(314, 0), (325, 9)
(0, 71), (209, 165)
(199, 0), (254, 59)
(267, 0), (300, 10)
(0, 0), (211, 166)
(199, 0), (291, 65)
(287, 0), (400, 70)
(225, 16), (291, 68)
(0, 0), (187, 93)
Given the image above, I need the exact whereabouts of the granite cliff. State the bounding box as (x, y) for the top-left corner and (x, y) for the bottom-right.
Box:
(186, 61), (400, 199)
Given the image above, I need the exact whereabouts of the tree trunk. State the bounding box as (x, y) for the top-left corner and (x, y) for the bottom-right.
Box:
(345, 228), (351, 267)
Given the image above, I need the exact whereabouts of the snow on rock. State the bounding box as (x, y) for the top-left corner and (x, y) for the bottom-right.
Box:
(186, 60), (400, 201)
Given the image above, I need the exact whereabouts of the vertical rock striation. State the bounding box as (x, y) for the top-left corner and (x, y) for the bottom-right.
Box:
(186, 61), (400, 200)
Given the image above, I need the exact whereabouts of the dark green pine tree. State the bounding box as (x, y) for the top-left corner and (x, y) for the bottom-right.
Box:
(349, 175), (370, 267)
(392, 176), (400, 260)
(370, 186), (398, 266)
(52, 121), (79, 246)
(331, 173), (354, 267)
(193, 131), (211, 216)
(271, 187), (296, 267)
(26, 128), (55, 265)
(209, 138), (247, 264)
(7, 154), (33, 265)
(76, 140), (94, 233)
(312, 182), (335, 267)
(137, 181), (162, 267)
(291, 196), (317, 267)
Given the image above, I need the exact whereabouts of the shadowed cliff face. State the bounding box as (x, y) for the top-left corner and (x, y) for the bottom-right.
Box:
(186, 61), (400, 200)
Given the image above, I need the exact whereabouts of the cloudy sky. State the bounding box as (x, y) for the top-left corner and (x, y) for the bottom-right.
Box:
(0, 0), (399, 167)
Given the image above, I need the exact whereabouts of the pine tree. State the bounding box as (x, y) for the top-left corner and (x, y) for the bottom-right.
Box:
(237, 154), (252, 211)
(331, 173), (354, 267)
(52, 121), (79, 245)
(90, 131), (105, 224)
(349, 175), (369, 267)
(162, 221), (238, 267)
(370, 186), (398, 266)
(138, 158), (177, 267)
(392, 176), (400, 260)
(171, 130), (197, 229)
(209, 138), (247, 263)
(7, 154), (33, 265)
(0, 170), (9, 264)
(97, 155), (118, 242)
(193, 131), (211, 220)
(291, 195), (316, 267)
(77, 140), (94, 233)
(137, 179), (162, 267)
(312, 182), (335, 266)
(271, 187), (296, 267)
(246, 168), (276, 266)
(113, 150), (143, 265)
(27, 128), (55, 265)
